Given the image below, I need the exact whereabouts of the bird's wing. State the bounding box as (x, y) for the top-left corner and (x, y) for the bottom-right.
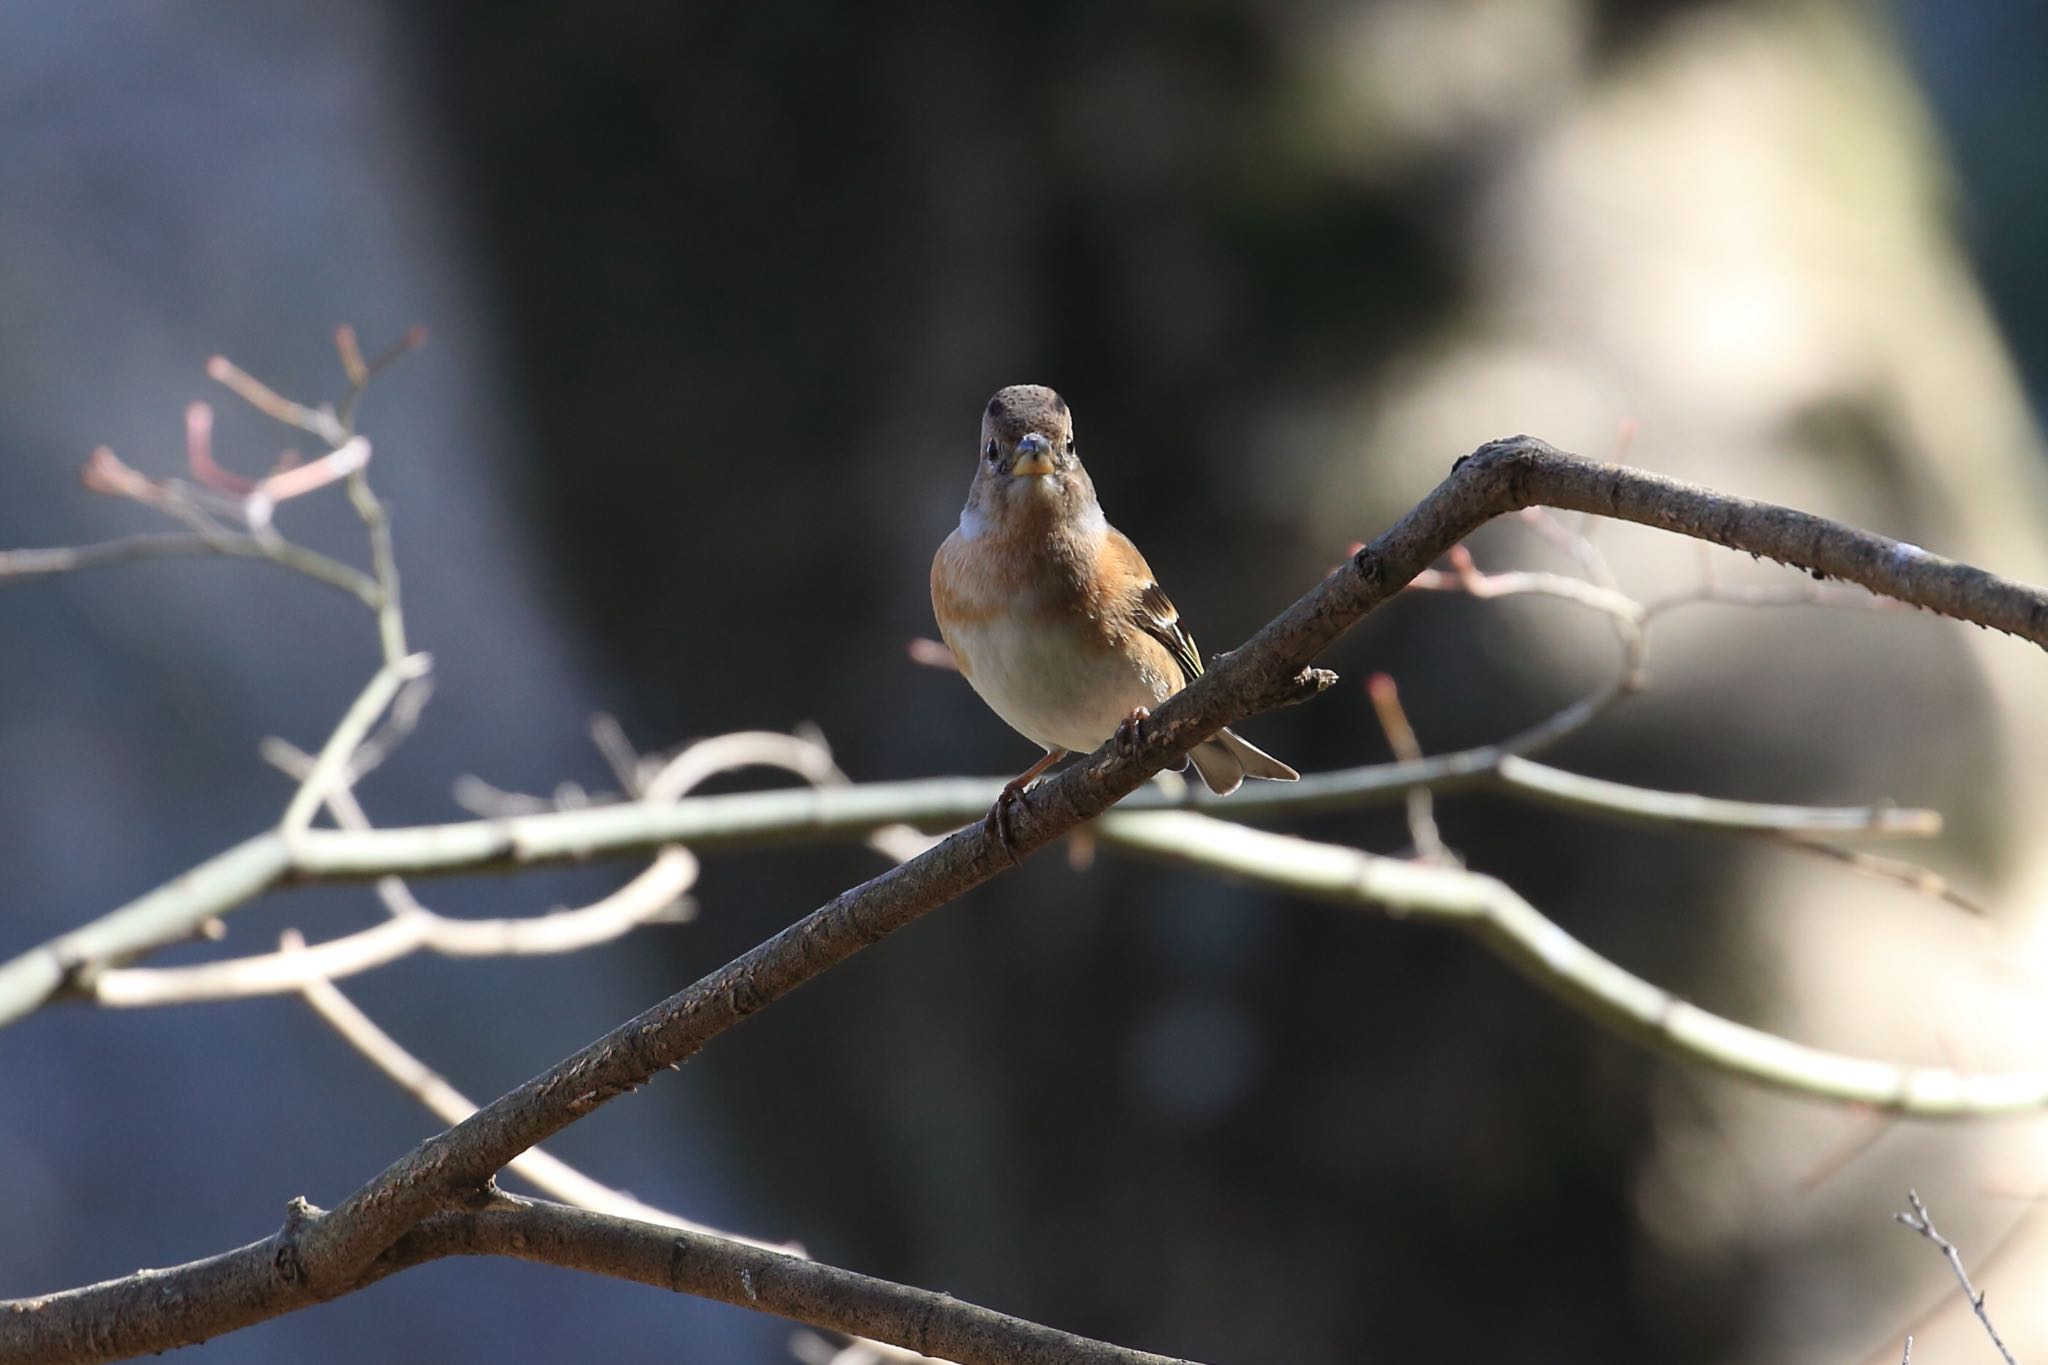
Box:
(1100, 529), (1204, 685)
(1136, 579), (1204, 685)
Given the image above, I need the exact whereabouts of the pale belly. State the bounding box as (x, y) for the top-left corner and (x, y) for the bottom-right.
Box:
(947, 613), (1173, 754)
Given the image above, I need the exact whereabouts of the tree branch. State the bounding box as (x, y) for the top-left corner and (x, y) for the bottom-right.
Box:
(7, 437), (2046, 1363)
(1893, 1189), (2018, 1365)
(0, 529), (382, 605)
(2, 1194), (1194, 1365)
(0, 756), (1938, 1023)
(209, 442), (2048, 1291)
(1091, 811), (2042, 1114)
(294, 946), (797, 1252)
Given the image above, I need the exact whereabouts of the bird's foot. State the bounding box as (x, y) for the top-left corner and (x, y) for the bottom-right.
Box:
(984, 783), (1025, 865)
(1113, 706), (1151, 759)
(983, 748), (1065, 864)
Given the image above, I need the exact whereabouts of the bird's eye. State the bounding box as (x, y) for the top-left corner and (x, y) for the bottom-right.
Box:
(984, 440), (998, 463)
(1065, 434), (1076, 456)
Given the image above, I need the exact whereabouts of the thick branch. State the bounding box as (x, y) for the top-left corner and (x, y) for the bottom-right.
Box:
(1, 1195), (1194, 1365)
(274, 440), (2048, 1295)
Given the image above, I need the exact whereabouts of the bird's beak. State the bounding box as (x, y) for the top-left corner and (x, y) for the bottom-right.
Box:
(1011, 432), (1056, 477)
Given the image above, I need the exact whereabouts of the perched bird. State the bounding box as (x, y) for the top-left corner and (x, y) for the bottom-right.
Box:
(931, 384), (1297, 841)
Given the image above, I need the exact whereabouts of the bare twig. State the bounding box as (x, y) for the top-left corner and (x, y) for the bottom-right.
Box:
(346, 458), (406, 664)
(1863, 1206), (2036, 1365)
(1093, 811), (2042, 1112)
(183, 401), (252, 495)
(1407, 542), (1645, 625)
(205, 344), (416, 663)
(1781, 840), (1991, 919)
(95, 728), (902, 1005)
(90, 852), (694, 1006)
(6, 338), (419, 646)
(243, 436), (372, 537)
(0, 528), (380, 604)
(10, 752), (1940, 1020)
(205, 354), (350, 446)
(333, 324), (428, 435)
(1794, 1106), (1896, 1194)
(279, 653), (433, 835)
(93, 730), (867, 1005)
(319, 671), (437, 786)
(291, 935), (796, 1253)
(1516, 505), (1621, 590)
(1894, 1189), (2018, 1365)
(1366, 673), (1448, 862)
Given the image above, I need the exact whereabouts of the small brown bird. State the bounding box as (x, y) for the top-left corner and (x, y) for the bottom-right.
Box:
(931, 384), (1297, 832)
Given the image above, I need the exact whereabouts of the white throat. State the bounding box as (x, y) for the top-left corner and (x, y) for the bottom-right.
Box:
(955, 482), (1107, 543)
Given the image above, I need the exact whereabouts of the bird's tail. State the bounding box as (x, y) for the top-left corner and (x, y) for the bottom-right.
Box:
(1187, 727), (1299, 796)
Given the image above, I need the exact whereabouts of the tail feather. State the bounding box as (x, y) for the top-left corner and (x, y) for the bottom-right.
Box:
(1187, 727), (1298, 796)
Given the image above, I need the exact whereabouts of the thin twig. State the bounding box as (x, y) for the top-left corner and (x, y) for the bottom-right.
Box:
(1407, 543), (1646, 625)
(96, 730), (886, 1004)
(243, 436), (372, 536)
(92, 853), (693, 1006)
(1366, 673), (1447, 862)
(333, 324), (427, 435)
(1780, 840), (1991, 919)
(348, 464), (406, 663)
(1516, 505), (1621, 590)
(204, 340), (416, 662)
(1863, 1205), (2037, 1365)
(291, 935), (797, 1254)
(1894, 1189), (2018, 1365)
(0, 529), (381, 605)
(0, 755), (1945, 1025)
(1794, 1106), (1896, 1194)
(205, 355), (349, 446)
(279, 653), (433, 834)
(1093, 810), (2046, 1113)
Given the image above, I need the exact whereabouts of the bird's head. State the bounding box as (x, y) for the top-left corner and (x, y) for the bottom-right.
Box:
(962, 384), (1099, 535)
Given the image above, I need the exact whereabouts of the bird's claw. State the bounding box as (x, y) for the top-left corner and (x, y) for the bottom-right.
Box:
(985, 782), (1027, 864)
(1113, 706), (1151, 759)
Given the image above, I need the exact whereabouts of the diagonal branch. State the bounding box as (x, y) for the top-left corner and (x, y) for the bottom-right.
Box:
(294, 947), (798, 1254)
(6, 437), (2047, 1363)
(275, 438), (2048, 1288)
(1893, 1189), (2018, 1365)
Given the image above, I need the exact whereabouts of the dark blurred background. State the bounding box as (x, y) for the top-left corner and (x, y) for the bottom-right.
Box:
(5, 3), (2048, 1362)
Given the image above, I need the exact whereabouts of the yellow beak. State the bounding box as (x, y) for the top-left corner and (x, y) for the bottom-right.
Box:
(1011, 432), (1056, 477)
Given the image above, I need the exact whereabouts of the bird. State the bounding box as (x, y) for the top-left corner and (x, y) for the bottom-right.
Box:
(931, 384), (1297, 846)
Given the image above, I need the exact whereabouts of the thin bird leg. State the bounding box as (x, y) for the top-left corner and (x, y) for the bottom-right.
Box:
(986, 748), (1065, 860)
(1112, 706), (1151, 759)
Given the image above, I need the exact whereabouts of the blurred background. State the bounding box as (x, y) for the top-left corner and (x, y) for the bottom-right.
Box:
(3, 2), (2047, 1361)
